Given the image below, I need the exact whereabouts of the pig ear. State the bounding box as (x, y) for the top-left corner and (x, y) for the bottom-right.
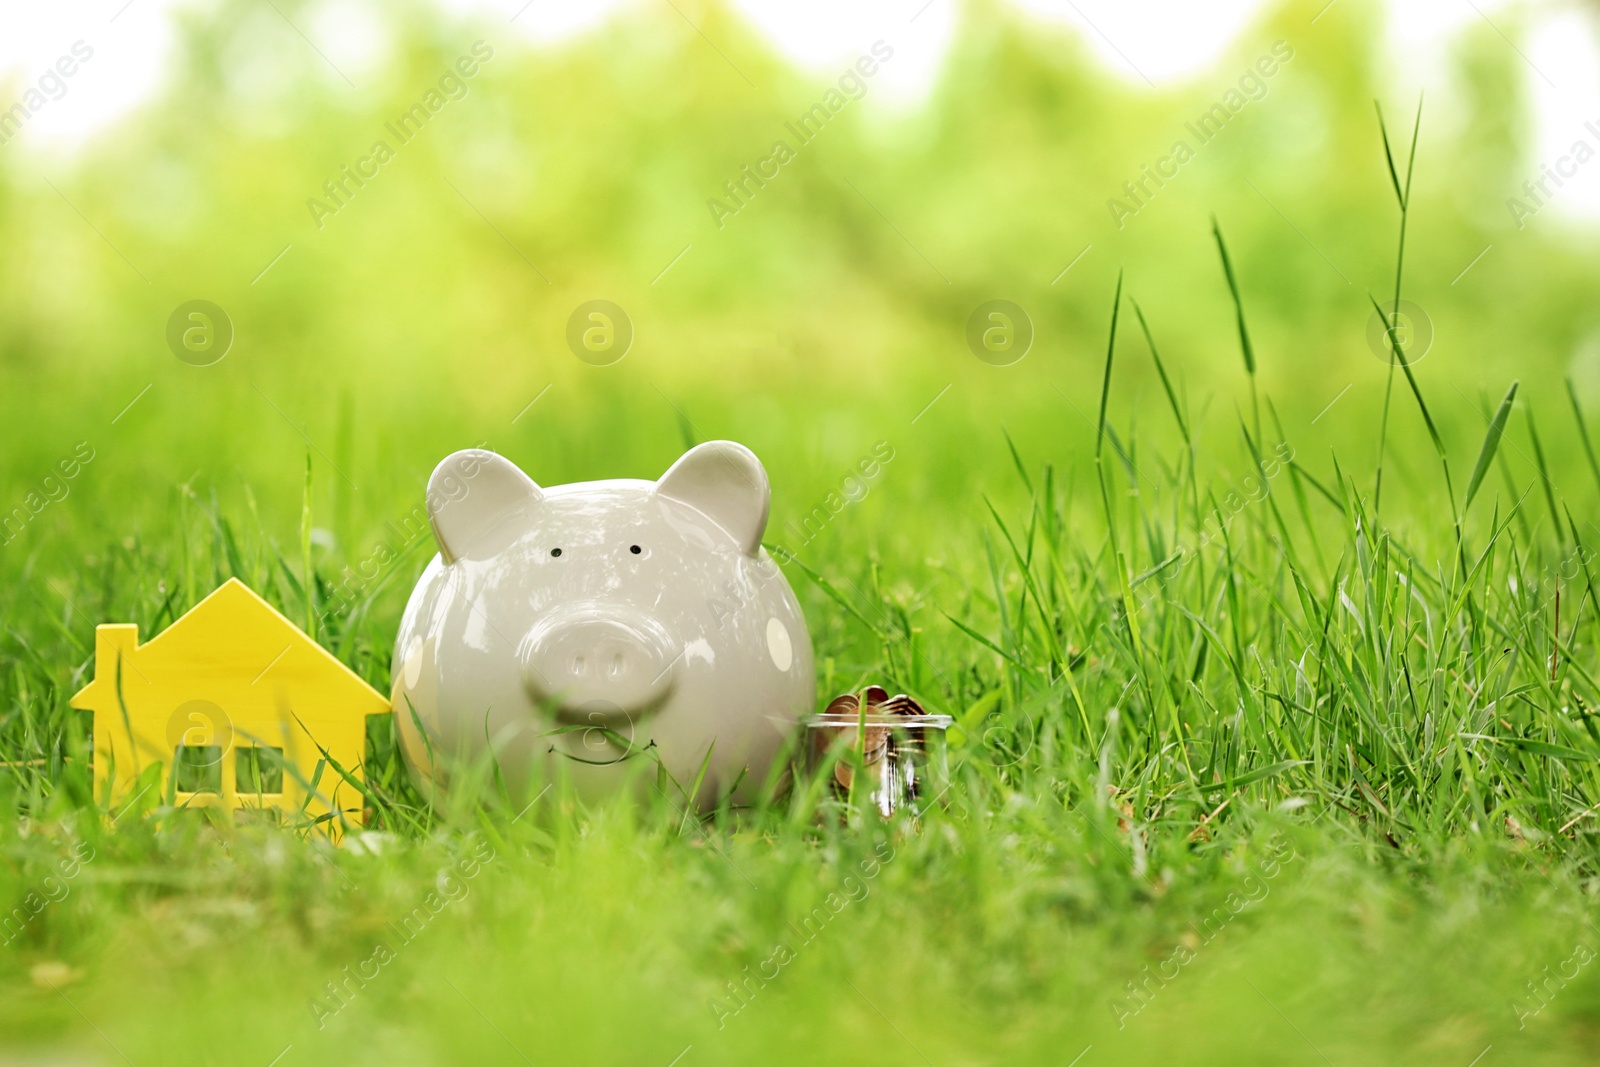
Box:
(427, 449), (543, 564)
(654, 441), (769, 556)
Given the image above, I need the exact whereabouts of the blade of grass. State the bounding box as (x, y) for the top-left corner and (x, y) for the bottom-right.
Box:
(1464, 381), (1518, 514)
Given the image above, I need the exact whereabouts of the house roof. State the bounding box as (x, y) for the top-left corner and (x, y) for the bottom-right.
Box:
(69, 578), (388, 720)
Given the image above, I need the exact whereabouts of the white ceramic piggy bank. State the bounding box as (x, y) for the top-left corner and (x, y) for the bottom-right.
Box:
(390, 442), (814, 807)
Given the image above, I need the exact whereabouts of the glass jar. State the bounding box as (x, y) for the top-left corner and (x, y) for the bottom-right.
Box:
(805, 711), (952, 817)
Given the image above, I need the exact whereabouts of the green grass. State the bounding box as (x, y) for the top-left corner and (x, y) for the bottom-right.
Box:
(7, 3), (1600, 1063)
(9, 194), (1600, 1064)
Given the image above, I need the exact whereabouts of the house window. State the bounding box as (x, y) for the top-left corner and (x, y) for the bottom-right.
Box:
(236, 746), (285, 795)
(174, 745), (222, 793)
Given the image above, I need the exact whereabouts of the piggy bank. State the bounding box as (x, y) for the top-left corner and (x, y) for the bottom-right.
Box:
(390, 441), (815, 807)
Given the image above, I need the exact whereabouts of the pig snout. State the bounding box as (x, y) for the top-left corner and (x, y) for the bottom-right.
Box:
(522, 607), (677, 720)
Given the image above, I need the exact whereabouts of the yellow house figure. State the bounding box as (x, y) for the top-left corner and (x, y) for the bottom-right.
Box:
(69, 578), (389, 837)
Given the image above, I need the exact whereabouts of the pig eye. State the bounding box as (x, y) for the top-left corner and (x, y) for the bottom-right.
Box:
(629, 545), (642, 554)
(550, 548), (563, 557)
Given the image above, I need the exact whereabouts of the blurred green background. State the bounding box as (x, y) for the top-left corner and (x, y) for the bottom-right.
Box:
(1, 0), (1593, 605)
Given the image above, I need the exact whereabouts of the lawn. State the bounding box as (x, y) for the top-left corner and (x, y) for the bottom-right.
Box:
(3, 1), (1600, 1063)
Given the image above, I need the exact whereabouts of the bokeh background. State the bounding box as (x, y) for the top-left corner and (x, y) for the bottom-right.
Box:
(2, 0), (1597, 631)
